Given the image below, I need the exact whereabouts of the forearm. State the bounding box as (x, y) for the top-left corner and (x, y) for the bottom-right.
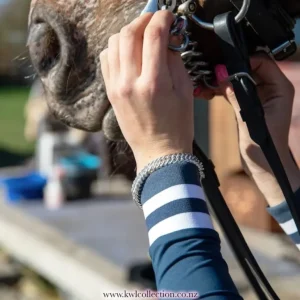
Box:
(140, 162), (242, 299)
(289, 123), (300, 169)
(250, 152), (300, 207)
(239, 124), (300, 207)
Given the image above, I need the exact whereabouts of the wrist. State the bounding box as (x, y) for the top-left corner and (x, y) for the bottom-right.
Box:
(134, 144), (193, 173)
(132, 153), (204, 208)
(251, 153), (300, 207)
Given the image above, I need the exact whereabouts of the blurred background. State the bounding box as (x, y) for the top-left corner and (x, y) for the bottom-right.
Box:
(0, 0), (33, 167)
(0, 1), (300, 299)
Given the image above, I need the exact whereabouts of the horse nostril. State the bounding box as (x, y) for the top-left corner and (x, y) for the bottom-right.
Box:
(27, 20), (61, 76)
(27, 6), (96, 109)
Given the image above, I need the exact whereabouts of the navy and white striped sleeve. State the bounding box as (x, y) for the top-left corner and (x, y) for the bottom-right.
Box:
(268, 188), (300, 250)
(140, 162), (242, 299)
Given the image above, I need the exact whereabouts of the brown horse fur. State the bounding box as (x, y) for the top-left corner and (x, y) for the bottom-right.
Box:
(27, 0), (300, 179)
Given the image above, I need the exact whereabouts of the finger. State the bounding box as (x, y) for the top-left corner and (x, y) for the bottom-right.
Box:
(194, 84), (216, 100)
(168, 50), (193, 97)
(166, 33), (187, 87)
(250, 52), (295, 100)
(119, 13), (153, 79)
(100, 48), (109, 83)
(215, 65), (249, 136)
(142, 10), (175, 79)
(107, 34), (120, 81)
(250, 52), (285, 85)
(195, 88), (216, 100)
(215, 64), (241, 114)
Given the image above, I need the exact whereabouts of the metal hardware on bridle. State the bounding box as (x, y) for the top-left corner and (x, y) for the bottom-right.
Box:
(227, 72), (257, 86)
(177, 0), (250, 31)
(168, 16), (190, 52)
(182, 45), (213, 87)
(161, 1), (191, 52)
(204, 72), (257, 90)
(164, 1), (215, 87)
(158, 0), (178, 13)
(166, 0), (252, 88)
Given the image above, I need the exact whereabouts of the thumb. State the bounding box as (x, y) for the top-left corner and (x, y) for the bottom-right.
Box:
(250, 52), (294, 103)
(250, 52), (283, 85)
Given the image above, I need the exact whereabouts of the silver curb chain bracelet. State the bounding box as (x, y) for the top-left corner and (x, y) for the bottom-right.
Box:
(132, 153), (205, 209)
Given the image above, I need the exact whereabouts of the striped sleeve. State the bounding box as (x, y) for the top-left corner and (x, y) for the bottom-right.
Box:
(140, 162), (242, 299)
(267, 188), (300, 250)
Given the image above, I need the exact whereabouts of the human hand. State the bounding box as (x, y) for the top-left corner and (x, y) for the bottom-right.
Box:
(217, 53), (300, 206)
(100, 11), (194, 172)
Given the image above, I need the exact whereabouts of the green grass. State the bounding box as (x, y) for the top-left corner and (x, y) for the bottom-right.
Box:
(0, 87), (34, 167)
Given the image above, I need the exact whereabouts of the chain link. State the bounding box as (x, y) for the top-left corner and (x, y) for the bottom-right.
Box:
(132, 153), (205, 209)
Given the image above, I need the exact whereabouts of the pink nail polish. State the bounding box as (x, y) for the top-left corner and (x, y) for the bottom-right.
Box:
(215, 64), (229, 83)
(193, 86), (202, 97)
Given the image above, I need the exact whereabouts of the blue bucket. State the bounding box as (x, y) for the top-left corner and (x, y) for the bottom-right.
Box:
(0, 172), (47, 203)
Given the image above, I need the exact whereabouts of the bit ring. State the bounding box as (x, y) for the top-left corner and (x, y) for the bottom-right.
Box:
(168, 34), (190, 52)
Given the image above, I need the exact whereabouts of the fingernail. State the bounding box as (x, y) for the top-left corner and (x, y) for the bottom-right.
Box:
(215, 64), (229, 83)
(193, 86), (202, 97)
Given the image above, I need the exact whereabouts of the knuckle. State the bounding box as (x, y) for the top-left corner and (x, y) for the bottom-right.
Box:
(157, 9), (174, 22)
(136, 81), (149, 95)
(119, 82), (133, 98)
(108, 33), (119, 46)
(138, 80), (160, 97)
(120, 24), (136, 38)
(136, 81), (147, 95)
(99, 48), (108, 60)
